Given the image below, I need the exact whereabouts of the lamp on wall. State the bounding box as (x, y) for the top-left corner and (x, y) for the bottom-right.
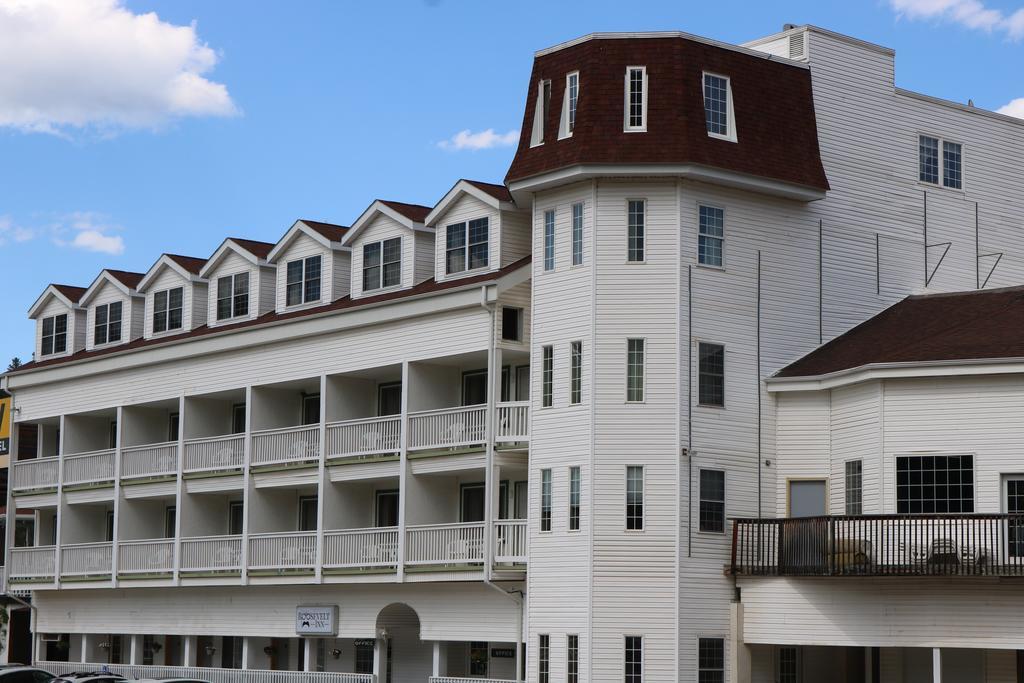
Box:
(151, 642), (163, 653)
(98, 642), (111, 651)
(204, 645), (217, 657)
(263, 646), (275, 656)
(331, 648), (342, 660)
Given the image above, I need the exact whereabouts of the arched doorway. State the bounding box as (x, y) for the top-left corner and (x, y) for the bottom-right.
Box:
(375, 603), (432, 683)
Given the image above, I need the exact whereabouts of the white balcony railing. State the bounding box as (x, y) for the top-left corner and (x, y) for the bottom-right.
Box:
(323, 527), (399, 569)
(495, 402), (530, 443)
(493, 519), (527, 564)
(430, 679), (521, 683)
(10, 546), (56, 581)
(40, 662), (375, 683)
(11, 456), (60, 491)
(408, 405), (487, 451)
(325, 415), (401, 459)
(60, 542), (113, 578)
(180, 535), (242, 573)
(183, 434), (245, 473)
(63, 449), (116, 486)
(120, 441), (178, 479)
(406, 522), (485, 565)
(250, 425), (320, 466)
(118, 538), (174, 575)
(248, 531), (317, 571)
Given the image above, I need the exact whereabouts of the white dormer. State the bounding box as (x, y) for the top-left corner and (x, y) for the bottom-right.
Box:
(424, 180), (530, 282)
(341, 200), (435, 299)
(79, 270), (146, 351)
(199, 238), (276, 327)
(27, 284), (88, 360)
(137, 254), (209, 339)
(266, 220), (351, 313)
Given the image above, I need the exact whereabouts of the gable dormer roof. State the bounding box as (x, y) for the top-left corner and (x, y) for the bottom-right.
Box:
(267, 219), (351, 263)
(341, 200), (433, 246)
(79, 269), (146, 306)
(137, 254), (208, 292)
(199, 237), (275, 278)
(424, 179), (517, 226)
(28, 284), (86, 318)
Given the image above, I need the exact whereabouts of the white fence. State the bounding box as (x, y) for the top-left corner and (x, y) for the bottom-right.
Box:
(39, 662), (375, 683)
(9, 546), (56, 580)
(118, 538), (174, 575)
(408, 405), (487, 451)
(184, 434), (245, 472)
(495, 402), (530, 443)
(120, 441), (178, 479)
(251, 425), (320, 466)
(248, 531), (317, 570)
(60, 542), (113, 577)
(180, 535), (242, 573)
(11, 456), (59, 491)
(430, 679), (521, 683)
(62, 449), (116, 486)
(493, 519), (528, 564)
(406, 522), (485, 565)
(326, 416), (401, 458)
(323, 527), (399, 569)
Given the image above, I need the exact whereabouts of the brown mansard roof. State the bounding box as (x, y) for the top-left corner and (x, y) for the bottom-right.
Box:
(505, 35), (829, 192)
(777, 286), (1024, 378)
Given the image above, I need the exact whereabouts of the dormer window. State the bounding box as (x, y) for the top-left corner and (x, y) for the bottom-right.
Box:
(530, 79), (552, 147)
(153, 287), (183, 334)
(41, 314), (67, 356)
(446, 218), (489, 275)
(624, 66), (647, 132)
(560, 71), (580, 139)
(703, 73), (736, 142)
(363, 238), (401, 292)
(286, 255), (322, 306)
(216, 273), (249, 321)
(94, 302), (122, 345)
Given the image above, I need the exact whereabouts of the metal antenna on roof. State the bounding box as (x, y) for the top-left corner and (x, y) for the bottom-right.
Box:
(976, 201), (1004, 289)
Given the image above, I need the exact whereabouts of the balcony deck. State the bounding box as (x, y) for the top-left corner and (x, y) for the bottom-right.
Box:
(731, 514), (1024, 578)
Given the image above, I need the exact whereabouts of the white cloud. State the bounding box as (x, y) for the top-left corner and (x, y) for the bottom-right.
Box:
(0, 0), (237, 135)
(69, 229), (125, 255)
(0, 215), (35, 246)
(997, 97), (1024, 118)
(438, 128), (520, 151)
(889, 0), (1024, 39)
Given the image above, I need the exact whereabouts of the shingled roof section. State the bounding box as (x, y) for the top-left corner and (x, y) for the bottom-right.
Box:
(300, 220), (349, 242)
(777, 287), (1024, 378)
(505, 35), (829, 192)
(465, 179), (514, 203)
(52, 284), (87, 303)
(107, 270), (145, 290)
(379, 200), (431, 223)
(166, 254), (207, 275)
(229, 238), (275, 260)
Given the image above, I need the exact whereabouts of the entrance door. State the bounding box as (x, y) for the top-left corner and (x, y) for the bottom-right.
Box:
(461, 483), (485, 522)
(1007, 478), (1024, 558)
(789, 480), (827, 517)
(515, 366), (530, 401)
(784, 480), (828, 572)
(376, 490), (399, 527)
(462, 370), (487, 406)
(378, 382), (402, 416)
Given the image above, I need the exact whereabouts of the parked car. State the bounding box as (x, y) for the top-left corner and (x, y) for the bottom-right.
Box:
(50, 672), (125, 683)
(0, 666), (55, 683)
(131, 679), (212, 683)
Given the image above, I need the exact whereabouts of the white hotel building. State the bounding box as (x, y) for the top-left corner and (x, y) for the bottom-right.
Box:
(4, 23), (1024, 683)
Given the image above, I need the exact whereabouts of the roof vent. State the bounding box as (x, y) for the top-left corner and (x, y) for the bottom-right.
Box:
(783, 23), (797, 30)
(788, 32), (806, 59)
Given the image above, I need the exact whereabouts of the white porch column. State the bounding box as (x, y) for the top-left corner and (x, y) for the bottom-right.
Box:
(304, 638), (315, 672)
(240, 637), (250, 670)
(932, 648), (942, 683)
(128, 634), (141, 665)
(373, 637), (387, 683)
(432, 640), (447, 677)
(80, 634), (89, 663)
(183, 635), (197, 667)
(727, 603), (751, 683)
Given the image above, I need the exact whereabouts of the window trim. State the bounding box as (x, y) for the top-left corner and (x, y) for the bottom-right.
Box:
(570, 340), (583, 405)
(624, 634), (644, 683)
(626, 337), (646, 404)
(624, 66), (648, 132)
(543, 209), (556, 272)
(696, 202), (726, 270)
(568, 465), (581, 532)
(541, 345), (554, 408)
(538, 634), (551, 683)
(93, 301), (124, 347)
(702, 71), (737, 143)
(895, 452), (975, 515)
(697, 636), (727, 683)
(445, 217), (490, 276)
(696, 341), (726, 408)
(560, 71), (580, 140)
(215, 271), (250, 322)
(918, 132), (965, 191)
(625, 464), (645, 532)
(40, 313), (68, 356)
(285, 254), (323, 307)
(626, 199), (646, 264)
(152, 286), (185, 335)
(540, 468), (552, 533)
(845, 459), (863, 516)
(362, 236), (403, 293)
(571, 201), (585, 267)
(501, 306), (524, 343)
(567, 634), (580, 683)
(531, 79), (552, 148)
(698, 468), (726, 534)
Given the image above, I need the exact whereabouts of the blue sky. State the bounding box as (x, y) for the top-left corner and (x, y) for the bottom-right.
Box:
(1, 0), (1022, 364)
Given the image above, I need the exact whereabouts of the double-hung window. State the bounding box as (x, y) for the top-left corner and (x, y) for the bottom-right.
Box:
(698, 343), (725, 406)
(703, 73), (735, 141)
(626, 465), (644, 530)
(41, 314), (67, 355)
(567, 634), (579, 683)
(538, 635), (550, 683)
(625, 66), (647, 131)
(543, 210), (555, 271)
(569, 466), (581, 531)
(286, 255), (322, 306)
(625, 635), (643, 683)
(698, 638), (725, 683)
(698, 205), (724, 267)
(919, 135), (963, 189)
(542, 345), (553, 407)
(446, 218), (489, 274)
(540, 469), (552, 532)
(626, 338), (645, 402)
(363, 237), (402, 291)
(571, 202), (584, 266)
(627, 200), (645, 262)
(896, 454), (974, 514)
(153, 287), (183, 333)
(94, 301), (122, 345)
(216, 272), (249, 321)
(699, 469), (726, 533)
(845, 460), (863, 515)
(566, 71), (579, 135)
(570, 341), (582, 405)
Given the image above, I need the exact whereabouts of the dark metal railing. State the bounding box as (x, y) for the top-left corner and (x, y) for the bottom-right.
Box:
(730, 514), (1024, 577)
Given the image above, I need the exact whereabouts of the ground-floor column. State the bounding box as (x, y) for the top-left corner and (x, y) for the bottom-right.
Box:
(129, 634), (141, 665)
(374, 637), (387, 683)
(932, 648), (941, 683)
(183, 636), (197, 667)
(79, 634), (88, 663)
(728, 603), (751, 683)
(432, 640), (447, 677)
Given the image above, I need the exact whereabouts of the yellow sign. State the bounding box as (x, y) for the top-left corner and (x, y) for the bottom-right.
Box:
(0, 395), (10, 456)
